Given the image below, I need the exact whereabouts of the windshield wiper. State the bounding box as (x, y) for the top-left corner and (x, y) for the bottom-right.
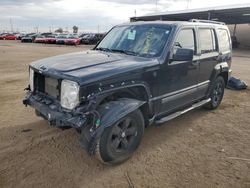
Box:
(110, 49), (139, 56)
(95, 47), (139, 56)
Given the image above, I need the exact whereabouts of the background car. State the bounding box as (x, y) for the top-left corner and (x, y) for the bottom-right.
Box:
(17, 33), (28, 40)
(44, 34), (57, 44)
(34, 35), (46, 43)
(0, 33), (8, 40)
(56, 34), (68, 44)
(81, 33), (104, 44)
(79, 33), (90, 38)
(64, 34), (81, 45)
(21, 33), (38, 43)
(1, 33), (17, 40)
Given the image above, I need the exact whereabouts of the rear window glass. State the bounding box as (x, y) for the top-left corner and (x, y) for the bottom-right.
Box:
(217, 29), (230, 52)
(199, 29), (217, 54)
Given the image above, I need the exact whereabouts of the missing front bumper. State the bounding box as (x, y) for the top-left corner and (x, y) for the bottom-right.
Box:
(23, 93), (87, 128)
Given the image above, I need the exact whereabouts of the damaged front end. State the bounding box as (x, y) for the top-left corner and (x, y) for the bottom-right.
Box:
(23, 92), (88, 128)
(23, 89), (101, 154)
(23, 88), (145, 156)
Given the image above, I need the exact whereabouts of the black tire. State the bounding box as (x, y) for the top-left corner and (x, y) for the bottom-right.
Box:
(96, 109), (144, 164)
(205, 76), (225, 110)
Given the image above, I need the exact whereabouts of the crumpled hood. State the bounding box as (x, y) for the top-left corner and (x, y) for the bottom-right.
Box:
(31, 50), (158, 84)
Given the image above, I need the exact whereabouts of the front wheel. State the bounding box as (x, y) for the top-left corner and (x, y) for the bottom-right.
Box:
(205, 76), (225, 110)
(95, 109), (144, 164)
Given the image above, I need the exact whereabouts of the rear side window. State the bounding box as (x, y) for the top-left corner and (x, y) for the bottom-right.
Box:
(217, 29), (230, 52)
(199, 29), (217, 54)
(175, 29), (195, 52)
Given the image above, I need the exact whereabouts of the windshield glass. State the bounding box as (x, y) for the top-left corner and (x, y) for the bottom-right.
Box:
(57, 35), (68, 38)
(96, 24), (171, 58)
(37, 35), (45, 38)
(47, 35), (56, 38)
(68, 34), (78, 39)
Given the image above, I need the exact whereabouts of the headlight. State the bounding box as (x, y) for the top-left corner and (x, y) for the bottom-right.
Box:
(29, 68), (34, 91)
(61, 80), (79, 110)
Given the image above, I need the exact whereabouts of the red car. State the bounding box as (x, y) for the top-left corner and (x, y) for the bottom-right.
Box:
(64, 34), (81, 45)
(0, 34), (7, 40)
(44, 35), (57, 44)
(1, 34), (17, 40)
(34, 35), (46, 43)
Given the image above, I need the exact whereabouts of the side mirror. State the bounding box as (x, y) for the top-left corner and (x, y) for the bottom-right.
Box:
(172, 48), (194, 62)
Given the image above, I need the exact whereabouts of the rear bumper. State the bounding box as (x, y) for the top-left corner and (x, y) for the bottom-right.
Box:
(46, 40), (56, 43)
(21, 39), (32, 42)
(65, 41), (77, 45)
(56, 41), (65, 44)
(35, 40), (45, 43)
(23, 92), (87, 128)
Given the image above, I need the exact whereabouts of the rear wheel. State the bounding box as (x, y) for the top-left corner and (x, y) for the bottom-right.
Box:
(205, 76), (225, 110)
(96, 109), (144, 164)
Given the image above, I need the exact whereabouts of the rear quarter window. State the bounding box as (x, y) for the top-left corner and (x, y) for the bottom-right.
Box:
(217, 29), (231, 52)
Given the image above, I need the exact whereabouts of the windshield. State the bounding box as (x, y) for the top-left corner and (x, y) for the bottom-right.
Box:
(68, 34), (78, 39)
(57, 35), (68, 38)
(47, 35), (56, 38)
(96, 24), (171, 58)
(83, 34), (94, 38)
(37, 35), (45, 38)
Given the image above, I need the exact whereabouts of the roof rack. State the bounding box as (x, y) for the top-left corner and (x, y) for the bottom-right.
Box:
(189, 19), (225, 25)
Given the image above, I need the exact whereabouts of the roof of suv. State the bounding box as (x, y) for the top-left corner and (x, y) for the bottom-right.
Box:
(118, 20), (228, 28)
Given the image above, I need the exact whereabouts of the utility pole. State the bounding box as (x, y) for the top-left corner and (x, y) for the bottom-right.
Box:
(34, 26), (38, 33)
(10, 18), (13, 32)
(186, 0), (191, 9)
(97, 24), (100, 34)
(155, 0), (158, 12)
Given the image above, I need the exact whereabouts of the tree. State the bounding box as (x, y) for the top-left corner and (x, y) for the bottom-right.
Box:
(73, 26), (78, 34)
(55, 28), (63, 33)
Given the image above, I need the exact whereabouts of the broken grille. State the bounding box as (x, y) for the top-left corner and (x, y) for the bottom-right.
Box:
(34, 72), (60, 99)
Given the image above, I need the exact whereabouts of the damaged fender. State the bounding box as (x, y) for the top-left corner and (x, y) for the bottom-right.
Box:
(79, 98), (145, 154)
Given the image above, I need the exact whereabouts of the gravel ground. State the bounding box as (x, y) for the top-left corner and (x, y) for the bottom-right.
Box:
(0, 40), (249, 188)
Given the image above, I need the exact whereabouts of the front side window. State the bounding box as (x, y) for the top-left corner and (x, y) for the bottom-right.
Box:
(199, 29), (217, 54)
(96, 24), (172, 58)
(175, 29), (195, 52)
(217, 29), (230, 52)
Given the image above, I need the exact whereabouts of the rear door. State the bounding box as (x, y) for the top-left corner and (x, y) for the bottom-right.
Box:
(197, 27), (219, 98)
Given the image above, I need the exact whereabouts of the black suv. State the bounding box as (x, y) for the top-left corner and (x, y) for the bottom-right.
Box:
(81, 33), (104, 44)
(23, 20), (232, 164)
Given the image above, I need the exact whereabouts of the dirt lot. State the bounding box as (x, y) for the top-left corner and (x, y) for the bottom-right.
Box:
(0, 40), (249, 188)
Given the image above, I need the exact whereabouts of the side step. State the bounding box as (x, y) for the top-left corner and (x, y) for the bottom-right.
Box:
(155, 98), (211, 124)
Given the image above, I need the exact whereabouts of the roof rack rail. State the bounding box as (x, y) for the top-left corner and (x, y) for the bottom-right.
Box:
(189, 19), (225, 25)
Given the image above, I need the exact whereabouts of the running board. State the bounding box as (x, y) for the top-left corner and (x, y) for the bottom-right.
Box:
(155, 98), (211, 124)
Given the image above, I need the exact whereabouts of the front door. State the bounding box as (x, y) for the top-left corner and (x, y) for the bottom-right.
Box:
(157, 27), (200, 114)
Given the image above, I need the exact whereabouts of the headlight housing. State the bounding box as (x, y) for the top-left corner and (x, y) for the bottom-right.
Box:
(61, 80), (79, 110)
(29, 68), (34, 91)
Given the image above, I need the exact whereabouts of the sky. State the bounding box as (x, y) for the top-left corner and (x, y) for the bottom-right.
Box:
(0, 0), (250, 33)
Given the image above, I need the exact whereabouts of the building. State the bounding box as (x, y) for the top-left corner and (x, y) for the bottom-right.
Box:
(131, 4), (250, 49)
